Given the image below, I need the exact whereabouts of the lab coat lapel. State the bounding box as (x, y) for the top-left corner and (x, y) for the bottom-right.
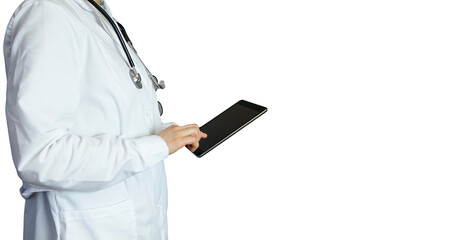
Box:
(71, 0), (129, 67)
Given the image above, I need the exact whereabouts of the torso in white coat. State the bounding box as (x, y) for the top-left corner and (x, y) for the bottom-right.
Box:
(3, 0), (172, 239)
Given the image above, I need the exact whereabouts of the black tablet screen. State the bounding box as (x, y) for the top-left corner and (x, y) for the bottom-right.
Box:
(191, 100), (267, 158)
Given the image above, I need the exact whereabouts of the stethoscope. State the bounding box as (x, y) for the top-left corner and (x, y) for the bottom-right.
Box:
(87, 0), (166, 115)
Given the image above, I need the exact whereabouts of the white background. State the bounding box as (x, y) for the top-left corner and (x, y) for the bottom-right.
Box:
(1, 0), (461, 239)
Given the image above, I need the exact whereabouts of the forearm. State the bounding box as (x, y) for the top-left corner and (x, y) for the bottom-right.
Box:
(13, 132), (168, 192)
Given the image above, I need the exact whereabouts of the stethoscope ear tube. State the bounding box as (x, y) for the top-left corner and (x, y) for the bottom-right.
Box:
(116, 22), (133, 48)
(148, 71), (166, 90)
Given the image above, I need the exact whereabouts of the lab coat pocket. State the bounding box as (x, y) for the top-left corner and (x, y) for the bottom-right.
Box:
(60, 199), (137, 240)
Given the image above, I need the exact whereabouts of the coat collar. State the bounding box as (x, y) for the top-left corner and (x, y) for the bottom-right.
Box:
(71, 0), (117, 39)
(72, 0), (94, 11)
(69, 0), (127, 67)
(72, 0), (112, 16)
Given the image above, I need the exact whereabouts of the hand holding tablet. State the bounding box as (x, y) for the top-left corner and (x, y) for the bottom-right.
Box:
(189, 100), (267, 158)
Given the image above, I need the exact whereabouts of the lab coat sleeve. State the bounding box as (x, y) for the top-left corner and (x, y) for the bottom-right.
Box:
(161, 122), (178, 130)
(4, 1), (169, 192)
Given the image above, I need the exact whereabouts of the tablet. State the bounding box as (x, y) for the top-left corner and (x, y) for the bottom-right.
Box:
(189, 100), (267, 158)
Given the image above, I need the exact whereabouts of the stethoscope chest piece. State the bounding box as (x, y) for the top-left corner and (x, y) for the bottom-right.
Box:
(87, 0), (168, 117)
(129, 69), (143, 89)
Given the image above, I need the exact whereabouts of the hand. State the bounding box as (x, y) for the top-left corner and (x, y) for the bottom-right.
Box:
(156, 124), (207, 155)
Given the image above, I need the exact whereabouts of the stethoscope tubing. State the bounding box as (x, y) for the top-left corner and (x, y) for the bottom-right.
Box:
(86, 0), (135, 68)
(86, 0), (165, 115)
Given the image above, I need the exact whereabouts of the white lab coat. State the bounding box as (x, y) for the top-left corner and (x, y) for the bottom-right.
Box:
(4, 0), (174, 239)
